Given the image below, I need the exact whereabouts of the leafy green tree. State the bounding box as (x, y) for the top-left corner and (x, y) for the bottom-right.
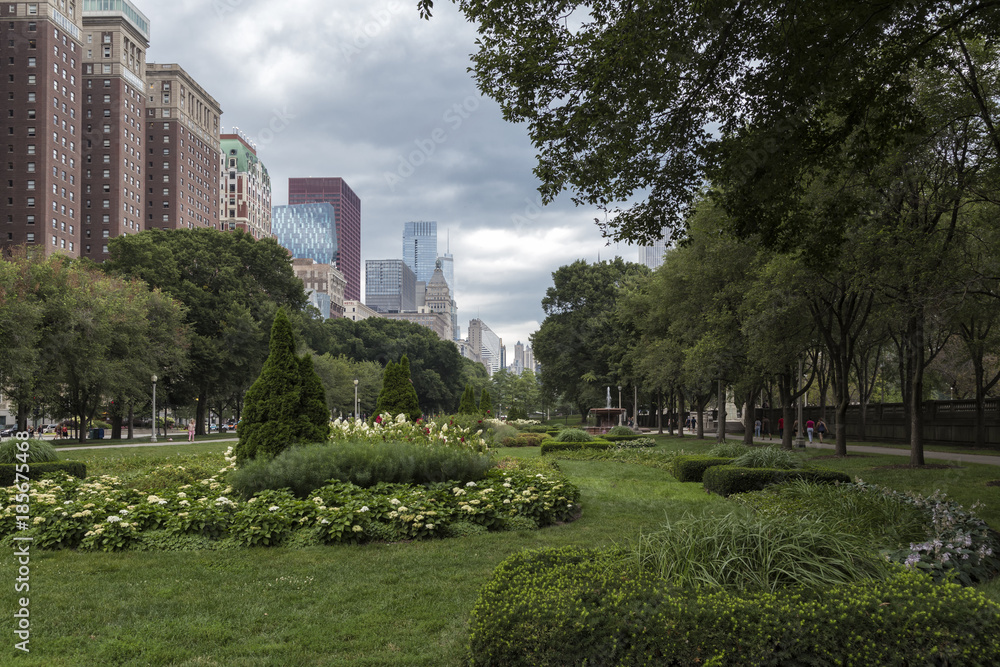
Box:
(310, 354), (383, 418)
(105, 229), (308, 434)
(532, 258), (648, 418)
(376, 355), (421, 422)
(319, 318), (463, 414)
(418, 1), (1000, 248)
(236, 309), (327, 462)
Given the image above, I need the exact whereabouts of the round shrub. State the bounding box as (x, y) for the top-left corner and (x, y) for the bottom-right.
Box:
(228, 440), (495, 498)
(607, 425), (634, 436)
(488, 424), (518, 446)
(554, 428), (594, 443)
(731, 446), (802, 469)
(0, 439), (58, 464)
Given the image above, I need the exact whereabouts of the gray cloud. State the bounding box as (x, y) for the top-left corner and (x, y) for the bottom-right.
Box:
(143, 0), (633, 347)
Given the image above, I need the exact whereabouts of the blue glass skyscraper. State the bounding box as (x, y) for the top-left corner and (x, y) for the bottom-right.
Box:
(403, 221), (437, 283)
(272, 203), (338, 265)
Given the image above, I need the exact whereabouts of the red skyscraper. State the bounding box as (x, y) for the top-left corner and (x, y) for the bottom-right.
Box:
(288, 177), (361, 301)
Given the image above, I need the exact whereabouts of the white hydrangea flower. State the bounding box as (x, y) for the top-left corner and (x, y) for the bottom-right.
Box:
(107, 515), (121, 523)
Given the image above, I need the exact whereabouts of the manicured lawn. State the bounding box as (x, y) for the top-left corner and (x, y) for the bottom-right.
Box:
(1, 439), (996, 665)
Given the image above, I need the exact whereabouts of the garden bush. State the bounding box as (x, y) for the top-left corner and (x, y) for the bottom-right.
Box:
(0, 438), (58, 463)
(731, 446), (802, 469)
(671, 455), (734, 483)
(0, 461), (86, 485)
(499, 433), (549, 448)
(467, 547), (1000, 666)
(488, 424), (518, 447)
(228, 440), (495, 498)
(702, 465), (850, 497)
(540, 440), (614, 455)
(607, 425), (634, 436)
(553, 428), (593, 443)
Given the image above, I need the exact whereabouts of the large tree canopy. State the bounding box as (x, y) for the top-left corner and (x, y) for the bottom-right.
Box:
(417, 0), (1000, 245)
(103, 229), (308, 433)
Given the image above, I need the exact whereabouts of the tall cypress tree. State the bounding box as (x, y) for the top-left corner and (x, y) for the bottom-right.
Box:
(235, 309), (329, 462)
(479, 388), (493, 417)
(458, 385), (478, 414)
(376, 355), (422, 422)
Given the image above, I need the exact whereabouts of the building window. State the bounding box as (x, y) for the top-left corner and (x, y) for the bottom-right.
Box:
(102, 229), (109, 238)
(26, 233), (34, 242)
(26, 198), (34, 207)
(26, 180), (34, 190)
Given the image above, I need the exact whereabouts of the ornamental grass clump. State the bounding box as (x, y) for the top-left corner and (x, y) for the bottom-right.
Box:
(708, 441), (752, 458)
(619, 507), (891, 593)
(554, 428), (593, 443)
(0, 439), (58, 463)
(607, 425), (634, 436)
(731, 445), (802, 469)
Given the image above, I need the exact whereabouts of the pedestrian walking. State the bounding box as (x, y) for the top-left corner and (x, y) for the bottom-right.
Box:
(778, 417), (784, 439)
(806, 418), (815, 443)
(754, 418), (761, 438)
(816, 419), (827, 443)
(762, 416), (771, 440)
(187, 420), (195, 442)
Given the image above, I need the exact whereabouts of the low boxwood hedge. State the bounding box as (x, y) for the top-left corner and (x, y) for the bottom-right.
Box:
(540, 440), (614, 455)
(702, 465), (851, 497)
(0, 461), (87, 485)
(467, 547), (1000, 666)
(499, 433), (550, 448)
(671, 455), (735, 483)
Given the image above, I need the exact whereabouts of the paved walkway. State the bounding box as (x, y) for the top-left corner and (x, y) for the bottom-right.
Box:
(54, 437), (238, 452)
(648, 430), (1000, 467)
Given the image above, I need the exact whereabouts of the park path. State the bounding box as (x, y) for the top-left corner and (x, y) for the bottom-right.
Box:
(54, 437), (238, 452)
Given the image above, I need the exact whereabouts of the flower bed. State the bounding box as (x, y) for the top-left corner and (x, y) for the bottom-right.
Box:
(0, 448), (580, 552)
(330, 413), (488, 452)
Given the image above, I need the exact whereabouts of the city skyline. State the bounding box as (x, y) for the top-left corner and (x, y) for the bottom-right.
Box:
(138, 1), (636, 348)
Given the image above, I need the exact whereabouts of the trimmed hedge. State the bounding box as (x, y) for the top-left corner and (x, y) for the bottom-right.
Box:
(467, 547), (1000, 666)
(602, 434), (644, 442)
(703, 465), (851, 497)
(540, 440), (614, 455)
(499, 433), (551, 448)
(671, 455), (735, 483)
(0, 461), (87, 485)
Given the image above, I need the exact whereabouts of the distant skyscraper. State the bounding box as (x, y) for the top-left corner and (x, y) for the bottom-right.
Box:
(81, 0), (149, 260)
(468, 318), (503, 375)
(272, 203), (338, 265)
(288, 177), (362, 301)
(402, 221), (437, 283)
(220, 132), (271, 240)
(639, 239), (669, 270)
(437, 252), (458, 340)
(365, 259), (416, 313)
(145, 63), (223, 235)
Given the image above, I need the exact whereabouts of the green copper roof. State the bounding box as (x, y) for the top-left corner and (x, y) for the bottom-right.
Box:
(221, 137), (270, 185)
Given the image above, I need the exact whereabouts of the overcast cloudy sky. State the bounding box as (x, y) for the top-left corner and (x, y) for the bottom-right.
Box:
(140, 0), (635, 349)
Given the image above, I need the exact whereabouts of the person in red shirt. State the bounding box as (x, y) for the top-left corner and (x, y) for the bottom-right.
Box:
(778, 417), (784, 439)
(806, 419), (815, 443)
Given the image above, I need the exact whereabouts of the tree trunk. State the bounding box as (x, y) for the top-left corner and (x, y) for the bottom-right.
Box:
(742, 388), (755, 445)
(908, 312), (926, 466)
(656, 391), (663, 434)
(717, 379), (725, 443)
(196, 391), (207, 436)
(678, 388), (685, 437)
(972, 356), (986, 449)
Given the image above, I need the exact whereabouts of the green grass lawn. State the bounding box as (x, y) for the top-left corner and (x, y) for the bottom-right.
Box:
(1, 439), (997, 665)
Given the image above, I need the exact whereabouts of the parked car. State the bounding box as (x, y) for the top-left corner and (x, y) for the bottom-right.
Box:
(0, 426), (16, 438)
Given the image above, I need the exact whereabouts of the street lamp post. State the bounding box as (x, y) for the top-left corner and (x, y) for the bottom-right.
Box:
(794, 357), (806, 449)
(353, 378), (359, 419)
(618, 385), (622, 425)
(151, 375), (157, 443)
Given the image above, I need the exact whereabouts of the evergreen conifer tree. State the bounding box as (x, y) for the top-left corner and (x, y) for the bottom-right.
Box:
(298, 354), (332, 442)
(479, 388), (493, 417)
(376, 355), (422, 422)
(458, 385), (478, 414)
(236, 309), (305, 462)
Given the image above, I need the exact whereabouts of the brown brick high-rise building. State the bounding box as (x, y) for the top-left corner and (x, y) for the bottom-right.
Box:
(288, 177), (361, 301)
(2, 0), (85, 257)
(80, 0), (148, 259)
(144, 62), (221, 232)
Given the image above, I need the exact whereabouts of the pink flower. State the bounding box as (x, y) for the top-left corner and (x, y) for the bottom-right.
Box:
(375, 415), (382, 424)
